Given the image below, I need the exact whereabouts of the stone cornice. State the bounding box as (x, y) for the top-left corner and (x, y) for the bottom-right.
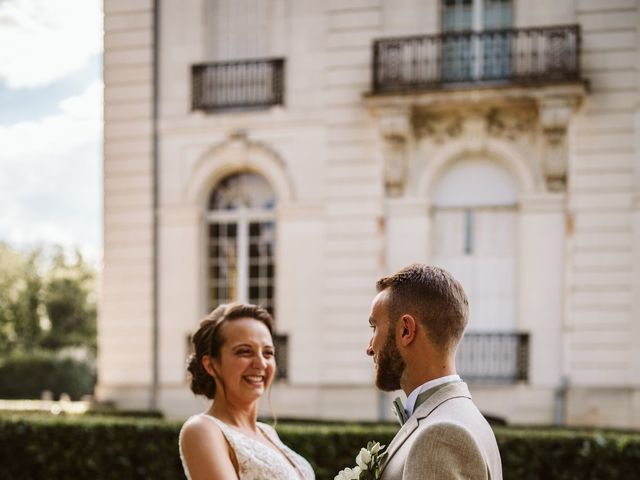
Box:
(363, 82), (588, 110)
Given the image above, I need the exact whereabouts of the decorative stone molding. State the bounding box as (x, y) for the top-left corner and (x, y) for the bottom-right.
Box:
(466, 112), (487, 151)
(375, 107), (411, 197)
(539, 95), (580, 192)
(486, 106), (537, 141)
(378, 107), (411, 140)
(414, 105), (535, 144)
(413, 112), (464, 143)
(364, 82), (586, 196)
(205, 129), (287, 171)
(188, 130), (294, 204)
(382, 135), (407, 197)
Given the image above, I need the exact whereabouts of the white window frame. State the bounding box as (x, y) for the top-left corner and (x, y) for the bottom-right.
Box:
(205, 173), (276, 313)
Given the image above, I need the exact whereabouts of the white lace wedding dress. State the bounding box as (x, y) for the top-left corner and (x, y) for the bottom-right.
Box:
(180, 414), (315, 480)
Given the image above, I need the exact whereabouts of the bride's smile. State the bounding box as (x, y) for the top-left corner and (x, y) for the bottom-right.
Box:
(212, 318), (276, 401)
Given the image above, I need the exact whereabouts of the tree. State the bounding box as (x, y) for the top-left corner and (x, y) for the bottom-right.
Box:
(0, 243), (97, 357)
(0, 244), (43, 355)
(40, 248), (97, 354)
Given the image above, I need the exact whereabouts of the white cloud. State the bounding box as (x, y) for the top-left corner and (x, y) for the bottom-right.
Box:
(0, 0), (103, 88)
(60, 81), (103, 120)
(0, 82), (103, 260)
(0, 81), (102, 157)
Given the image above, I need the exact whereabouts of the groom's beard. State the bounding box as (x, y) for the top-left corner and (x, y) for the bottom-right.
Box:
(375, 329), (405, 392)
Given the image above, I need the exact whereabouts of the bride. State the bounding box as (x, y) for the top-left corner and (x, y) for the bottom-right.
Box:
(179, 303), (315, 480)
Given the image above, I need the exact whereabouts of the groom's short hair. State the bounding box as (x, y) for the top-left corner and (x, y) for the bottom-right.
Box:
(376, 264), (469, 350)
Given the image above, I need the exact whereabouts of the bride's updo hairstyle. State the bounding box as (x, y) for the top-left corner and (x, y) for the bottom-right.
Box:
(187, 303), (274, 399)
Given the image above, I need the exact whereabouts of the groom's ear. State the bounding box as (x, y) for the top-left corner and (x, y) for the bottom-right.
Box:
(398, 315), (416, 346)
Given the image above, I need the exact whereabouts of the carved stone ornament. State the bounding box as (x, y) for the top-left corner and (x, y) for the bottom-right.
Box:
(413, 112), (463, 143)
(383, 135), (407, 197)
(206, 129), (250, 160)
(378, 109), (411, 140)
(486, 106), (537, 141)
(375, 107), (411, 197)
(542, 129), (568, 191)
(539, 96), (578, 192)
(466, 113), (486, 150)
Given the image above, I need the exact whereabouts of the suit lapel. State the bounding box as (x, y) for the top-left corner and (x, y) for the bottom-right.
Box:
(380, 415), (419, 472)
(379, 382), (472, 475)
(413, 381), (470, 421)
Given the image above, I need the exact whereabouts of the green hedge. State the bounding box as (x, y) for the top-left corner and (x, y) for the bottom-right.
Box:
(0, 351), (95, 400)
(495, 426), (640, 480)
(0, 414), (639, 479)
(0, 414), (181, 480)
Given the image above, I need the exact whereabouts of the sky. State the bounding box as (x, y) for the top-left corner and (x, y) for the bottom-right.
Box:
(0, 0), (103, 262)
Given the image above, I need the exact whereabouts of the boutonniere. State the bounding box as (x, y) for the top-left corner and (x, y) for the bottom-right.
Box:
(334, 441), (388, 480)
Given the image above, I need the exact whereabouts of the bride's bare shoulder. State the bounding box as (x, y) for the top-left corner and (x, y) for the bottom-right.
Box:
(180, 414), (227, 449)
(180, 415), (238, 479)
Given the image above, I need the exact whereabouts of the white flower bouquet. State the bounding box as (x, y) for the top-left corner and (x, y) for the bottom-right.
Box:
(334, 441), (388, 480)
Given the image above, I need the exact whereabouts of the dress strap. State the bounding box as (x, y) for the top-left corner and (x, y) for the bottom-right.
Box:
(200, 414), (238, 441)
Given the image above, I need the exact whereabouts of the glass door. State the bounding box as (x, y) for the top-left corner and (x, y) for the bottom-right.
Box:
(481, 0), (512, 80)
(442, 0), (473, 82)
(441, 0), (512, 82)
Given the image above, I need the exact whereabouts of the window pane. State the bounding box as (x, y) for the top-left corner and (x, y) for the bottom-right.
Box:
(433, 207), (517, 332)
(442, 0), (473, 81)
(208, 172), (276, 211)
(464, 209), (474, 255)
(442, 0), (472, 32)
(208, 222), (238, 310)
(482, 0), (512, 79)
(441, 0), (513, 81)
(247, 221), (275, 315)
(484, 0), (512, 30)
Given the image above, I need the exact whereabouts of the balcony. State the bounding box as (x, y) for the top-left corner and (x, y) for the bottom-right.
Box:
(457, 332), (529, 384)
(191, 58), (285, 112)
(372, 25), (581, 94)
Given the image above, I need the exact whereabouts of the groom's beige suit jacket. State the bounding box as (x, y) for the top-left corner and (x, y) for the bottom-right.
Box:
(380, 382), (502, 480)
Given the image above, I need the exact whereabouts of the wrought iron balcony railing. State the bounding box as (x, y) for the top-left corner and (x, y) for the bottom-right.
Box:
(457, 332), (529, 383)
(372, 25), (581, 93)
(192, 58), (285, 112)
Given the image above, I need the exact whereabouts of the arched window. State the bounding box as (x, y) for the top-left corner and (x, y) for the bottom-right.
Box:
(206, 172), (276, 314)
(432, 158), (517, 332)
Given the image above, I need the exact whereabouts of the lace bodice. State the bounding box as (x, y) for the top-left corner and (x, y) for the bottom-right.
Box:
(179, 414), (315, 480)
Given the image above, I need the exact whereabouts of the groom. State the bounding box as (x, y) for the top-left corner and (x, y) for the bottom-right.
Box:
(366, 264), (502, 479)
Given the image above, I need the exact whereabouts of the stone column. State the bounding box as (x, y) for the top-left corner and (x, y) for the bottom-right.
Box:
(518, 192), (567, 423)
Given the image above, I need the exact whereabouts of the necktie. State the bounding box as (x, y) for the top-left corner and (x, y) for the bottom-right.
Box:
(391, 397), (407, 426)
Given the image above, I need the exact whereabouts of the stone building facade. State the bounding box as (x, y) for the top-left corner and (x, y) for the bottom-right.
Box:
(100, 0), (640, 427)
